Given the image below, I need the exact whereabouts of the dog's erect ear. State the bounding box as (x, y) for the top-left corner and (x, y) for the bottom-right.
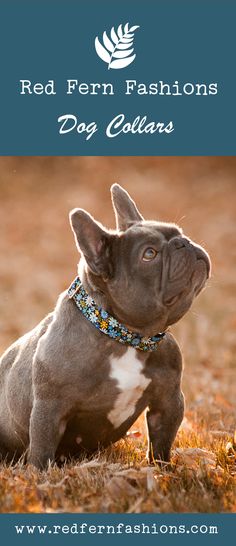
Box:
(111, 184), (144, 231)
(69, 209), (112, 277)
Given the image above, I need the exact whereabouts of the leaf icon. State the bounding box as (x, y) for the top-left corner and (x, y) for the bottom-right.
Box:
(129, 25), (139, 32)
(111, 27), (119, 44)
(94, 23), (139, 69)
(115, 42), (133, 50)
(109, 55), (136, 70)
(94, 37), (111, 64)
(117, 24), (123, 39)
(113, 48), (134, 59)
(103, 31), (114, 53)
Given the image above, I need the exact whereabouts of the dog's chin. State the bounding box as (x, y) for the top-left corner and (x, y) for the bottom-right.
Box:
(163, 262), (208, 306)
(125, 300), (191, 335)
(110, 283), (203, 336)
(112, 303), (168, 337)
(165, 300), (193, 328)
(163, 275), (208, 328)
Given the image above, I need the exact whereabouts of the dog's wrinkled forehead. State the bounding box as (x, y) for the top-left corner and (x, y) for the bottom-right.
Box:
(124, 221), (183, 242)
(69, 184), (186, 276)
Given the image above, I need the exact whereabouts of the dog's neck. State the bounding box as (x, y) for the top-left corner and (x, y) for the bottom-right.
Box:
(68, 272), (165, 352)
(78, 260), (113, 314)
(77, 259), (165, 338)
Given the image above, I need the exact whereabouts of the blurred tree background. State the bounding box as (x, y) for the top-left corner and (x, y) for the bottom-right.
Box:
(0, 156), (235, 433)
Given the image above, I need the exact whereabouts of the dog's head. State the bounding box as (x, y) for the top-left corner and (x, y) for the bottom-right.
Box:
(70, 184), (211, 335)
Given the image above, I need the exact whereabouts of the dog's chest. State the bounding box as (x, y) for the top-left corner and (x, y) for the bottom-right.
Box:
(107, 348), (151, 428)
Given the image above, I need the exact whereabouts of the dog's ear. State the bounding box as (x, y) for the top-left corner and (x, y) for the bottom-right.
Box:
(69, 209), (112, 277)
(111, 184), (144, 231)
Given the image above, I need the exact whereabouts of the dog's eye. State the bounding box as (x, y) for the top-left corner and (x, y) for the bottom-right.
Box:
(142, 248), (157, 261)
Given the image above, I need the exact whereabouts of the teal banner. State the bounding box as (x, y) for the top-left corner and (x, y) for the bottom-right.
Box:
(0, 0), (235, 155)
(0, 514), (235, 545)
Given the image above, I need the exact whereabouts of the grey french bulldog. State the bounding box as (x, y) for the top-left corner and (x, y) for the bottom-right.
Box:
(0, 184), (210, 469)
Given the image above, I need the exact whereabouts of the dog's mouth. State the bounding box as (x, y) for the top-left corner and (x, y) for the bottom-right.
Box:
(195, 250), (211, 278)
(163, 256), (210, 308)
(164, 292), (184, 307)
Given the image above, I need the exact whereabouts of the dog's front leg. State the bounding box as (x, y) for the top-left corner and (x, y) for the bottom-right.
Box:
(28, 399), (65, 469)
(146, 388), (184, 465)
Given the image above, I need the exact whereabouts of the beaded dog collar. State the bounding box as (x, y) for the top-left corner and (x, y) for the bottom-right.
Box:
(68, 276), (165, 352)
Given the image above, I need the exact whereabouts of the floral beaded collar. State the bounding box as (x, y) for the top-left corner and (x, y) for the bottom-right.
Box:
(67, 276), (165, 352)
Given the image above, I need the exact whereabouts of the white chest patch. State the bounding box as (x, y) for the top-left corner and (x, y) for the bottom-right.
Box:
(107, 347), (151, 429)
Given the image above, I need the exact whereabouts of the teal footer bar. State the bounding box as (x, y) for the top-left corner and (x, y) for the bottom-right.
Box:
(0, 513), (235, 545)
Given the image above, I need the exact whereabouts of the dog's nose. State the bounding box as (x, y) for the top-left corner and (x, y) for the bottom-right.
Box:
(172, 237), (190, 250)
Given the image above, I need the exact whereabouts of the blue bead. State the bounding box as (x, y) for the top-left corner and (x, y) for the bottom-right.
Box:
(131, 338), (140, 346)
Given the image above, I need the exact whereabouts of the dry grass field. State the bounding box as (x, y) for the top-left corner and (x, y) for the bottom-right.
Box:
(0, 156), (235, 513)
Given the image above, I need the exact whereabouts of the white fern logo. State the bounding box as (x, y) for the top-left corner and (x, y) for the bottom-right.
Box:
(95, 23), (139, 70)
